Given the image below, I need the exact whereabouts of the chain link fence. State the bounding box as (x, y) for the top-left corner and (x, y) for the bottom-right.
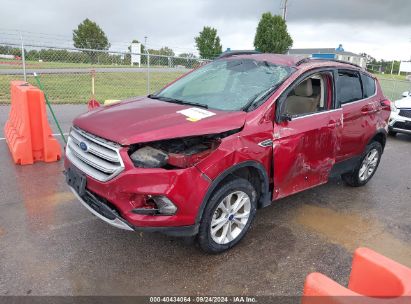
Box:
(377, 77), (411, 101)
(1, 42), (410, 104)
(0, 43), (208, 104)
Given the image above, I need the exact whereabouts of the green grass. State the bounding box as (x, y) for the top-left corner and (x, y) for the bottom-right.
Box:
(378, 78), (410, 101)
(373, 73), (407, 81)
(0, 71), (184, 103)
(371, 73), (410, 100)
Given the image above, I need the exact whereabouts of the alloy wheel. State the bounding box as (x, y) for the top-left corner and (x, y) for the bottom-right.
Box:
(210, 191), (251, 245)
(358, 148), (379, 182)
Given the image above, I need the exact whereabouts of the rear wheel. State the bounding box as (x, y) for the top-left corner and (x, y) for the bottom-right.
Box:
(342, 141), (382, 187)
(198, 178), (257, 253)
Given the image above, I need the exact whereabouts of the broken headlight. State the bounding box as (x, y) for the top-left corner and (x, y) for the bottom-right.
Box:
(128, 130), (239, 169)
(129, 146), (169, 168)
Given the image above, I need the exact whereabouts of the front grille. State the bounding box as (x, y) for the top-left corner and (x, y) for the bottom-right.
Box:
(393, 121), (411, 131)
(399, 109), (411, 119)
(66, 127), (124, 182)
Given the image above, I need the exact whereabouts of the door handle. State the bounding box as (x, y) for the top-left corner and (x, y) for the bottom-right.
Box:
(361, 103), (377, 114)
(328, 120), (342, 127)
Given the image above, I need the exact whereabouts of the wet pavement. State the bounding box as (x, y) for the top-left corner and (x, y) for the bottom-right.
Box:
(0, 105), (411, 296)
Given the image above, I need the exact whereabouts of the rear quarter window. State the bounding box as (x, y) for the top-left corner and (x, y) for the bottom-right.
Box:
(361, 74), (376, 98)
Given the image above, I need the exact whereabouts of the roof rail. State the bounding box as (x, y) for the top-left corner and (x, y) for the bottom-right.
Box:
(217, 50), (262, 59)
(295, 57), (362, 69)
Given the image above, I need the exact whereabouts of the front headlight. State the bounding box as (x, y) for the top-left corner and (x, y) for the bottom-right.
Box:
(128, 136), (220, 169)
(128, 129), (240, 169)
(129, 146), (169, 168)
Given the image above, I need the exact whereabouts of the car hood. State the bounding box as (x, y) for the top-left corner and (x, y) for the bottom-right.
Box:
(73, 97), (246, 145)
(395, 97), (411, 109)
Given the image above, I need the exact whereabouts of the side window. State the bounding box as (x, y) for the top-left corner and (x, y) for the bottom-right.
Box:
(361, 74), (376, 98)
(337, 71), (363, 104)
(282, 73), (331, 117)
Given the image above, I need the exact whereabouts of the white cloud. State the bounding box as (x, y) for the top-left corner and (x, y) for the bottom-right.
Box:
(0, 0), (410, 60)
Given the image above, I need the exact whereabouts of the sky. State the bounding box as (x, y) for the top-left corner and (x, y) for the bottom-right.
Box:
(0, 0), (410, 60)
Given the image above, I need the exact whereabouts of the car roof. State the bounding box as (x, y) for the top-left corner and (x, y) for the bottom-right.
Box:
(221, 53), (367, 74)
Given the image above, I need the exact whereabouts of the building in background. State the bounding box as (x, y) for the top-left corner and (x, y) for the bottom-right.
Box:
(288, 44), (366, 68)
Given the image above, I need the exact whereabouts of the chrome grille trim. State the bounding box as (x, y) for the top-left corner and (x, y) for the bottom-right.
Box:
(69, 131), (118, 162)
(66, 127), (124, 182)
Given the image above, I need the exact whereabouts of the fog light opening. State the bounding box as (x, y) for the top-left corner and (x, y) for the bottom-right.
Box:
(131, 195), (177, 215)
(151, 195), (177, 215)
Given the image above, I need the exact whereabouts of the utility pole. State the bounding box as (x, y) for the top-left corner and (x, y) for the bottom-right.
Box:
(282, 0), (288, 21)
(20, 32), (27, 81)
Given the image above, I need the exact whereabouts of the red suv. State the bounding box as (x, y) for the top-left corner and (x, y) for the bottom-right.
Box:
(65, 52), (391, 253)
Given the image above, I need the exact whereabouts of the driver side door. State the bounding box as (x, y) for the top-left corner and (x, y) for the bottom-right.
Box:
(272, 70), (343, 199)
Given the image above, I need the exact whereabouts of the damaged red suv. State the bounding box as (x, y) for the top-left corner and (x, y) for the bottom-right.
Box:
(65, 52), (391, 253)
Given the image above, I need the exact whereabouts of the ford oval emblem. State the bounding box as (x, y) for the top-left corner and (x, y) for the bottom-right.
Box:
(79, 141), (88, 152)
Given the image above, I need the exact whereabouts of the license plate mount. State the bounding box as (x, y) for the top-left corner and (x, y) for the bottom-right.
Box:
(66, 166), (87, 196)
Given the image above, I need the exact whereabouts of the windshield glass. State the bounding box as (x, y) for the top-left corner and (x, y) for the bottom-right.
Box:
(153, 59), (294, 111)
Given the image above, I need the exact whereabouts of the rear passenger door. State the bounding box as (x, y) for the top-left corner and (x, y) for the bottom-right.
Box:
(336, 70), (378, 162)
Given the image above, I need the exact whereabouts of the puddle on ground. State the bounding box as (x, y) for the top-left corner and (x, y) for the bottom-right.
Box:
(23, 191), (75, 232)
(25, 192), (75, 207)
(294, 205), (411, 267)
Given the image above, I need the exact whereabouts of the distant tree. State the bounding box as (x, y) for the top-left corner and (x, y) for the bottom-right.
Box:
(145, 46), (176, 66)
(148, 46), (175, 57)
(195, 26), (222, 59)
(254, 12), (293, 54)
(176, 53), (198, 68)
(359, 53), (377, 64)
(73, 19), (110, 63)
(178, 53), (197, 59)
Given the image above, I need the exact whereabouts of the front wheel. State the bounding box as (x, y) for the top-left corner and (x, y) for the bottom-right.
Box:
(342, 142), (382, 187)
(198, 178), (257, 253)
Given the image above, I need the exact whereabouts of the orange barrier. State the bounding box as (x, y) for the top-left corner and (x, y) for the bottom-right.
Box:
(3, 81), (61, 165)
(303, 247), (411, 304)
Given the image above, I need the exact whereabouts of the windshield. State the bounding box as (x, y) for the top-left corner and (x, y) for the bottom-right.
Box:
(153, 59), (294, 111)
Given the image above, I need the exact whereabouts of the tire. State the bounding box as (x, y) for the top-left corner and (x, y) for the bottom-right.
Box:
(388, 130), (397, 137)
(341, 141), (383, 187)
(198, 178), (257, 253)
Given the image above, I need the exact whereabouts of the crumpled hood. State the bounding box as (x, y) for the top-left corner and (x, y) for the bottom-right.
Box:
(395, 97), (411, 109)
(73, 97), (246, 145)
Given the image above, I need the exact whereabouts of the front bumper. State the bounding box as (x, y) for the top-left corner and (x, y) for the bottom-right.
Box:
(69, 186), (199, 236)
(389, 111), (411, 135)
(69, 186), (134, 231)
(64, 153), (209, 236)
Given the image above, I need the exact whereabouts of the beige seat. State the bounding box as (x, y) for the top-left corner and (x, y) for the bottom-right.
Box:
(284, 79), (319, 115)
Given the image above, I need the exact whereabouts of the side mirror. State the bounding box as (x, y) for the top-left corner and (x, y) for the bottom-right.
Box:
(280, 113), (293, 122)
(402, 91), (410, 97)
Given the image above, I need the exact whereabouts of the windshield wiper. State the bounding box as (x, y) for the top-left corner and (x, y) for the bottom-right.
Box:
(242, 85), (277, 111)
(243, 81), (286, 111)
(148, 94), (208, 109)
